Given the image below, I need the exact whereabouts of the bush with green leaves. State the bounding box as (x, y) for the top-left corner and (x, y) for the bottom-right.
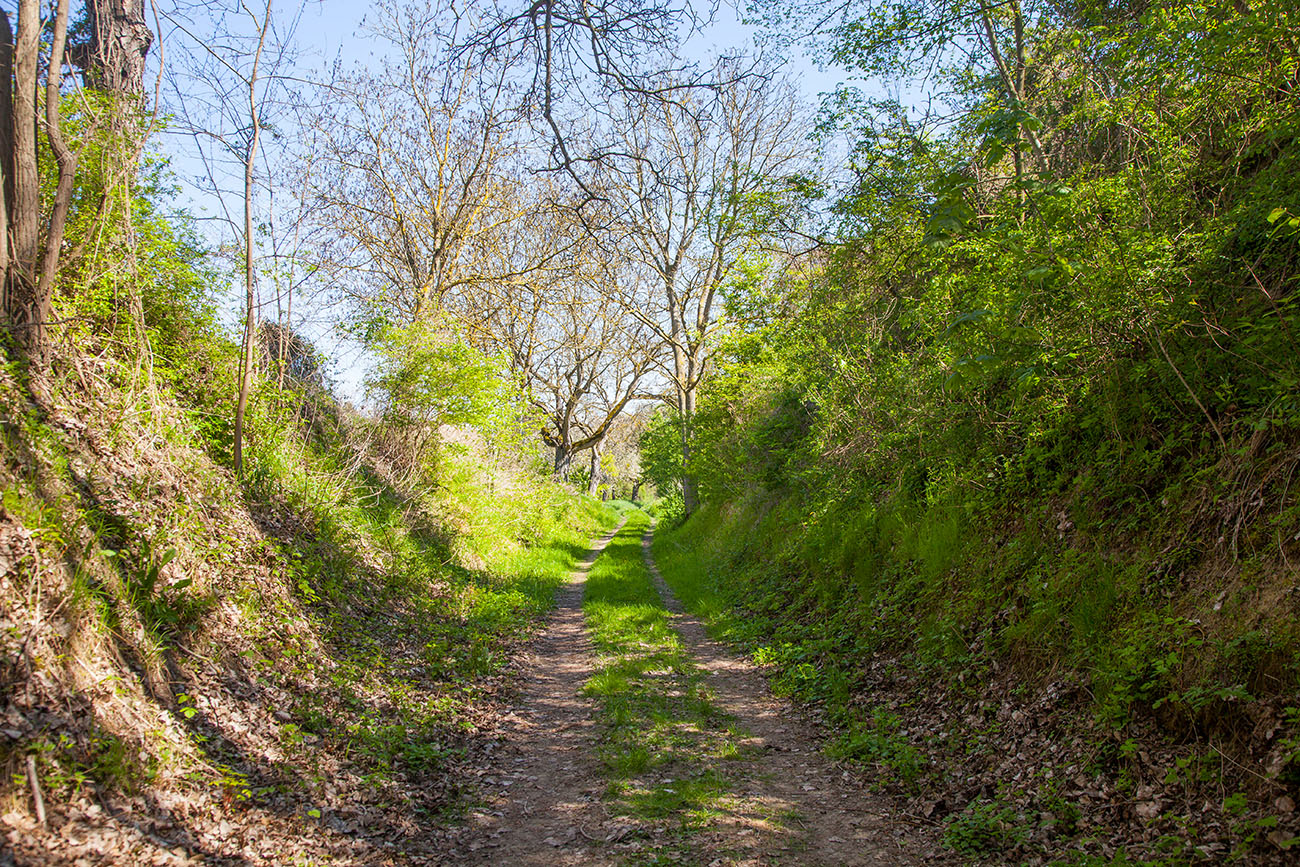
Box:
(656, 0), (1300, 760)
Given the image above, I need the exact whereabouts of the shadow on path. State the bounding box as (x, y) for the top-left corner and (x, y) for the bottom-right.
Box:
(454, 520), (626, 866)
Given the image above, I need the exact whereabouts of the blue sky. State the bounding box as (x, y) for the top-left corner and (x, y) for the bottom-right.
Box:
(154, 0), (866, 400)
(23, 0), (870, 400)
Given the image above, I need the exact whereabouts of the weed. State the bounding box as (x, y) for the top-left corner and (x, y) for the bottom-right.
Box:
(825, 708), (927, 784)
(943, 797), (1029, 858)
(27, 729), (152, 797)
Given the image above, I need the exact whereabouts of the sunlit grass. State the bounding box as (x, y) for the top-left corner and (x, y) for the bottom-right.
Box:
(581, 513), (747, 829)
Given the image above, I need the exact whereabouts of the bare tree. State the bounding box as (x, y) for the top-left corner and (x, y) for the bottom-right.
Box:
(459, 0), (755, 196)
(596, 69), (809, 513)
(307, 0), (529, 336)
(234, 2), (274, 476)
(307, 1), (670, 482)
(525, 288), (659, 478)
(472, 205), (661, 476)
(591, 403), (652, 498)
(159, 0), (303, 473)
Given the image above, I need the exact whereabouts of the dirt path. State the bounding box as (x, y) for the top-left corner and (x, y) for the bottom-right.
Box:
(451, 519), (931, 865)
(452, 520), (625, 865)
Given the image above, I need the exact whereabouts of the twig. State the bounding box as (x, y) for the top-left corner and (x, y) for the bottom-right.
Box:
(26, 754), (47, 826)
(1208, 741), (1278, 787)
(1152, 326), (1226, 452)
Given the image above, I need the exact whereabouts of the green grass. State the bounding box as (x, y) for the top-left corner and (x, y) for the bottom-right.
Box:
(652, 507), (934, 787)
(581, 512), (750, 832)
(0, 346), (622, 820)
(649, 512), (753, 646)
(245, 437), (618, 787)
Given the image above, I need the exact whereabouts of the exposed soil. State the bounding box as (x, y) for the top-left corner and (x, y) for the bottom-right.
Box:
(636, 524), (933, 866)
(450, 520), (625, 865)
(452, 520), (937, 865)
(3, 517), (942, 866)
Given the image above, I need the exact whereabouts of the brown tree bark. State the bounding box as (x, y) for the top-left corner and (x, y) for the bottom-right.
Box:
(79, 0), (153, 99)
(0, 13), (13, 292)
(39, 0), (78, 307)
(4, 0), (45, 357)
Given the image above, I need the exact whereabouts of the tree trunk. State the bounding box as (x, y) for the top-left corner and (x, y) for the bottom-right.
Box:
(682, 472), (699, 514)
(233, 2), (272, 476)
(80, 0), (152, 99)
(0, 13), (13, 294)
(4, 1), (45, 358)
(631, 480), (641, 501)
(553, 439), (573, 477)
(586, 447), (600, 496)
(39, 0), (76, 307)
(75, 0), (153, 370)
(980, 1), (1047, 175)
(679, 384), (699, 515)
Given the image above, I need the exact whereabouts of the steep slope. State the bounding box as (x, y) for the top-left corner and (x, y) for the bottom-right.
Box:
(0, 349), (613, 865)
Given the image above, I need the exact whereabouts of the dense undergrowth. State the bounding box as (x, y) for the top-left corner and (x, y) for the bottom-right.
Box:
(641, 2), (1300, 863)
(0, 289), (613, 862)
(656, 492), (1300, 863)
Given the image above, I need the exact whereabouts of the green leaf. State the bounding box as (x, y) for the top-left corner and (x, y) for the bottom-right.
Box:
(1267, 206), (1288, 224)
(946, 309), (994, 333)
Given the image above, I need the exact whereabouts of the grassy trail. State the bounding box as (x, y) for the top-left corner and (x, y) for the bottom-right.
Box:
(579, 513), (918, 865)
(582, 512), (753, 862)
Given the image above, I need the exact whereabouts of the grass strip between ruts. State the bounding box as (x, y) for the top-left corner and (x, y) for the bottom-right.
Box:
(581, 511), (753, 852)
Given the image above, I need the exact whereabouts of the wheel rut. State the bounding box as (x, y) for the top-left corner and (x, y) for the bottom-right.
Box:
(453, 517), (929, 865)
(455, 520), (625, 865)
(635, 522), (923, 866)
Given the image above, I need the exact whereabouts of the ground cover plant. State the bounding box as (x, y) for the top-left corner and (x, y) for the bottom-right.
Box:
(631, 2), (1300, 861)
(3, 0), (1299, 863)
(0, 315), (617, 862)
